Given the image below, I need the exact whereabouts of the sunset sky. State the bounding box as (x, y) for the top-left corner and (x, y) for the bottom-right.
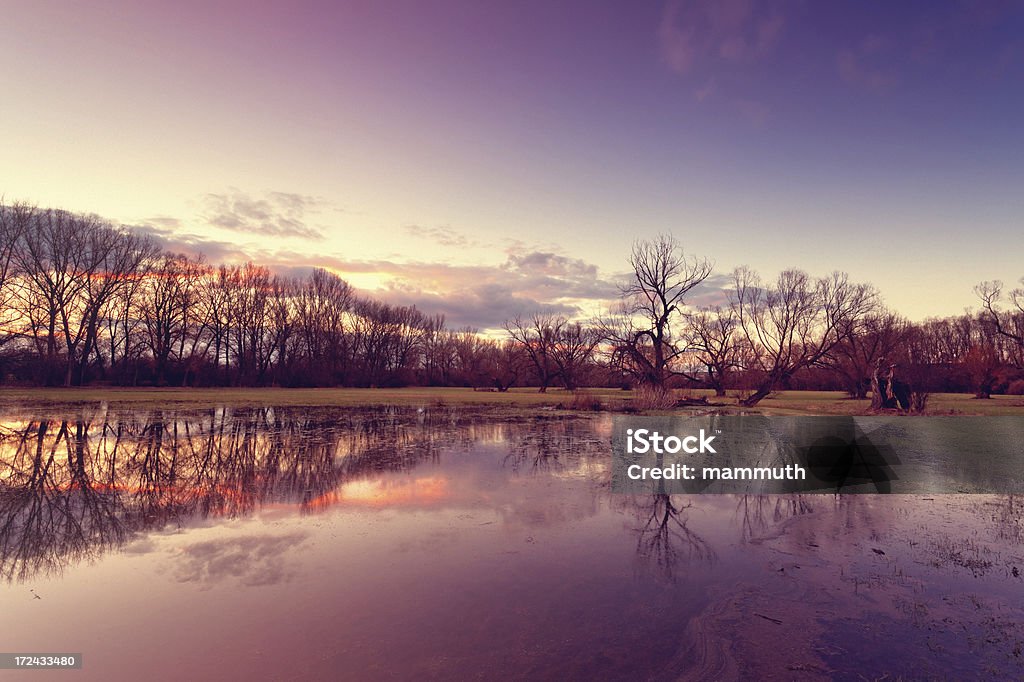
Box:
(2, 0), (1022, 330)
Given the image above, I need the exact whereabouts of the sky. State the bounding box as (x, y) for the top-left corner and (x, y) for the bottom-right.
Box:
(2, 0), (1022, 331)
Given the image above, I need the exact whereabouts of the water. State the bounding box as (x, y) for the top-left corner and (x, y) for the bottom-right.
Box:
(1, 405), (1022, 680)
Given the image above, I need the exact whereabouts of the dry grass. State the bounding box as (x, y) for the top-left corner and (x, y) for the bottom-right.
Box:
(0, 386), (1022, 415)
(0, 386), (618, 409)
(631, 385), (680, 411)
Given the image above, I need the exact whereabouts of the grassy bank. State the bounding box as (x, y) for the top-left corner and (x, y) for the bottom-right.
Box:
(0, 386), (614, 409)
(1, 386), (1023, 415)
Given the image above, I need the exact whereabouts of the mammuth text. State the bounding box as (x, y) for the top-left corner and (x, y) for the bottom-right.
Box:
(701, 465), (805, 480)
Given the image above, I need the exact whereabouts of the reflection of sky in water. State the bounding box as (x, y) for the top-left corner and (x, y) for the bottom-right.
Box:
(0, 406), (1022, 680)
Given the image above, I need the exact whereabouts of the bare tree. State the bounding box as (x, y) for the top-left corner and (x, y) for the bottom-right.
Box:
(12, 208), (156, 385)
(550, 321), (600, 391)
(977, 279), (1024, 360)
(819, 309), (910, 399)
(295, 267), (353, 383)
(0, 202), (30, 348)
(139, 254), (206, 384)
(601, 235), (713, 390)
(504, 314), (563, 392)
(76, 226), (158, 383)
(731, 267), (877, 406)
(684, 305), (743, 396)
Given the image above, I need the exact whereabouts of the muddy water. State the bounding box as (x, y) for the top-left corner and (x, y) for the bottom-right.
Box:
(0, 405), (1021, 680)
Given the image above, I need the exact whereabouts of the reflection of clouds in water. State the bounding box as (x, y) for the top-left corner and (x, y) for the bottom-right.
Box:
(122, 537), (158, 555)
(173, 532), (308, 587)
(0, 406), (609, 582)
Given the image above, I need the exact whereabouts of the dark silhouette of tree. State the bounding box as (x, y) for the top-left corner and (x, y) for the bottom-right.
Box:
(684, 305), (744, 396)
(977, 279), (1024, 360)
(731, 267), (877, 406)
(600, 234), (712, 392)
(2, 405), (555, 581)
(0, 201), (30, 349)
(505, 314), (563, 392)
(631, 493), (715, 581)
(819, 310), (910, 399)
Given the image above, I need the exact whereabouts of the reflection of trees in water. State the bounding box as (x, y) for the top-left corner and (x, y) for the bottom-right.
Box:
(990, 494), (1023, 545)
(0, 407), (522, 582)
(0, 420), (131, 582)
(733, 494), (899, 545)
(735, 494), (817, 543)
(501, 418), (606, 475)
(628, 493), (715, 582)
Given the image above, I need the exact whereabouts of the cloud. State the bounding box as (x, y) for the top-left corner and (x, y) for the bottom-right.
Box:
(378, 283), (582, 331)
(504, 251), (599, 279)
(734, 98), (770, 126)
(361, 250), (620, 329)
(240, 248), (620, 330)
(141, 216), (181, 230)
(172, 532), (308, 587)
(686, 273), (734, 308)
(659, 0), (786, 76)
(122, 214), (619, 330)
(202, 189), (327, 239)
(404, 224), (480, 248)
(837, 35), (898, 90)
(131, 220), (251, 263)
(694, 78), (718, 102)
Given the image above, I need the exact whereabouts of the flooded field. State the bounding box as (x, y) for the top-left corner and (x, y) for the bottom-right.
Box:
(1, 404), (1022, 680)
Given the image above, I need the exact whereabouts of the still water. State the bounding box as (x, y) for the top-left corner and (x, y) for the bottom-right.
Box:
(1, 405), (1022, 680)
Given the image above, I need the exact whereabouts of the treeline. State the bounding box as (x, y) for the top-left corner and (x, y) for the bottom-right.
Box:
(0, 203), (543, 388)
(592, 235), (1024, 405)
(2, 204), (1023, 399)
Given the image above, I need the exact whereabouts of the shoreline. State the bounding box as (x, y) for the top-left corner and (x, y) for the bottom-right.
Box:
(0, 387), (1022, 416)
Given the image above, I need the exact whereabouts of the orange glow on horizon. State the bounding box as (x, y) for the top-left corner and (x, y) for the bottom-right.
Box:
(308, 475), (450, 510)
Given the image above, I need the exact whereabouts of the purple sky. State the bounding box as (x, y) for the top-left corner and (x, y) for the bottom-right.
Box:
(2, 0), (1022, 330)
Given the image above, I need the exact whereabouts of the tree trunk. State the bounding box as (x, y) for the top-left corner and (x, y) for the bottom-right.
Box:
(739, 385), (772, 407)
(870, 360), (886, 410)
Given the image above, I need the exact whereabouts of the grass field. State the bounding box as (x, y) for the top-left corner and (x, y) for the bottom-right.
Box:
(1, 386), (1023, 415)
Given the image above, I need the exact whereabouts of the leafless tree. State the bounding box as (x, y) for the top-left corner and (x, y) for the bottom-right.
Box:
(731, 267), (877, 406)
(550, 321), (600, 391)
(138, 253), (210, 384)
(600, 234), (713, 390)
(295, 267), (353, 383)
(684, 305), (743, 396)
(12, 208), (156, 385)
(819, 309), (910, 399)
(504, 314), (563, 392)
(977, 279), (1024, 361)
(0, 201), (30, 348)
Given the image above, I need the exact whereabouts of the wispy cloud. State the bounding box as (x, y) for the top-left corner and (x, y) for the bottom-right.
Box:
(346, 249), (619, 329)
(173, 532), (309, 588)
(131, 219), (251, 263)
(659, 0), (786, 76)
(403, 224), (480, 248)
(837, 35), (898, 90)
(202, 189), (327, 239)
(244, 247), (619, 330)
(126, 217), (730, 330)
(734, 98), (770, 126)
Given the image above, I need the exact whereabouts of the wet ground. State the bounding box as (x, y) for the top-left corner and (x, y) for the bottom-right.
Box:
(0, 405), (1021, 680)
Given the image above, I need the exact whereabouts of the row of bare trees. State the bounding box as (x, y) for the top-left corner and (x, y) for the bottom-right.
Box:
(3, 202), (1023, 396)
(568, 234), (1024, 405)
(0, 203), (542, 387)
